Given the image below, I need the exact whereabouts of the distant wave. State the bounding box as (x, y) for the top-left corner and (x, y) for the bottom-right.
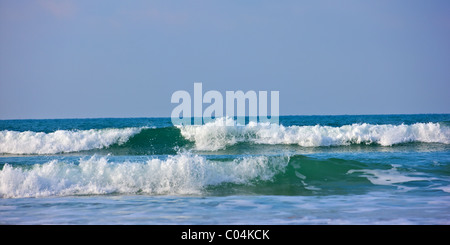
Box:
(1, 117), (449, 154)
(179, 117), (450, 151)
(0, 127), (144, 154)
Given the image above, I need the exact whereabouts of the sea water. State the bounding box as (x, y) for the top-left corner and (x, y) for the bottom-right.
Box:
(1, 115), (449, 224)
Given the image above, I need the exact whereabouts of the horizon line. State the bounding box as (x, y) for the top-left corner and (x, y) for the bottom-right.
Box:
(1, 112), (449, 121)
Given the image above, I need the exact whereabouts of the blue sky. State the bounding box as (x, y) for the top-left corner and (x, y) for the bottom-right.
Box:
(0, 0), (449, 119)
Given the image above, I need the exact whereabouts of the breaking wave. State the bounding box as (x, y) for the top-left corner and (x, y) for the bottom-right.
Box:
(0, 127), (144, 154)
(1, 117), (449, 154)
(179, 117), (450, 151)
(0, 153), (289, 198)
(2, 152), (444, 198)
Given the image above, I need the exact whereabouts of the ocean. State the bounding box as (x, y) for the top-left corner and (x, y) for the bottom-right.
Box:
(0, 114), (449, 224)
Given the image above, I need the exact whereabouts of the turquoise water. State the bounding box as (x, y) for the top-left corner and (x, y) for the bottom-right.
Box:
(1, 115), (449, 224)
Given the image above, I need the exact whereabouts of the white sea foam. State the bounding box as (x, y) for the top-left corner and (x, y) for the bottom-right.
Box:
(435, 186), (450, 193)
(0, 128), (143, 154)
(0, 153), (289, 198)
(347, 166), (430, 186)
(178, 118), (450, 150)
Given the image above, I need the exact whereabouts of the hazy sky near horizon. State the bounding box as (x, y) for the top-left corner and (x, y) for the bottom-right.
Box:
(1, 0), (449, 119)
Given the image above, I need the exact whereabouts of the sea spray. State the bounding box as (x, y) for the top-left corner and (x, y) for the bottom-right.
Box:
(0, 153), (290, 198)
(0, 127), (144, 154)
(179, 118), (450, 150)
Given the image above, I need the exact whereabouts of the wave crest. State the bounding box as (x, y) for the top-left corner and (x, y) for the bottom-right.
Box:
(178, 118), (450, 150)
(0, 153), (290, 198)
(0, 128), (143, 154)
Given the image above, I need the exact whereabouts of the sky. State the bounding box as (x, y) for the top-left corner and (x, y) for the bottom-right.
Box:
(0, 0), (449, 119)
